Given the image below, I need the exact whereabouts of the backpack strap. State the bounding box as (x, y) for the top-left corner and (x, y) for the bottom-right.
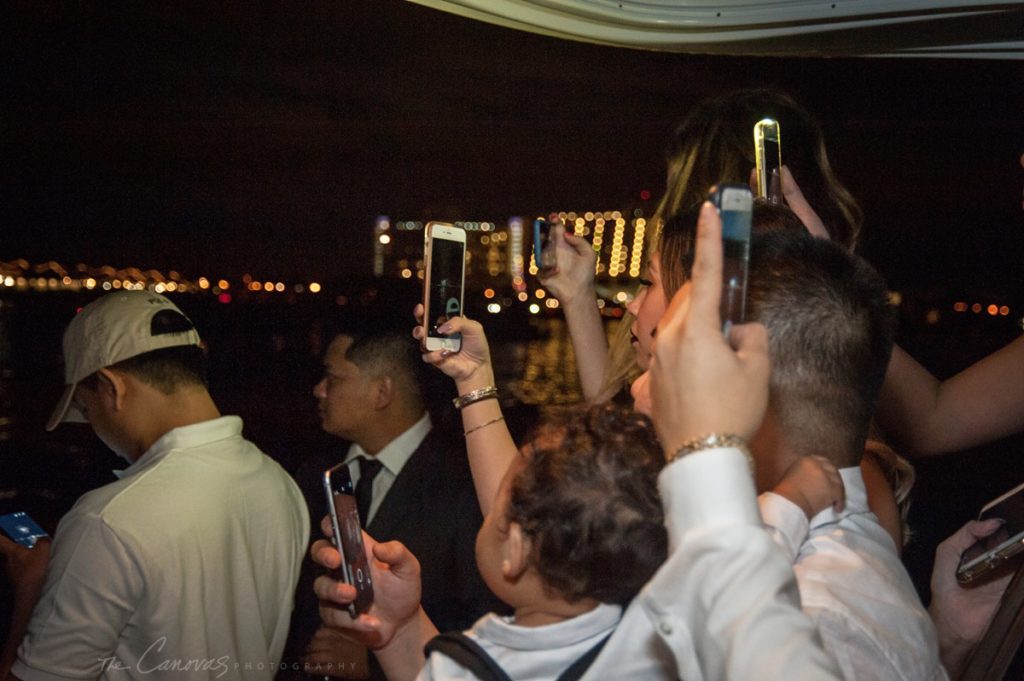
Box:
(554, 633), (612, 681)
(425, 629), (612, 681)
(424, 631), (514, 681)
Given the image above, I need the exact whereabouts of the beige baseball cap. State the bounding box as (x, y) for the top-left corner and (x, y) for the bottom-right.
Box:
(47, 291), (201, 431)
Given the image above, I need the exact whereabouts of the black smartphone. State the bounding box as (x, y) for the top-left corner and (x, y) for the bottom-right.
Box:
(533, 218), (556, 274)
(708, 184), (753, 335)
(754, 118), (782, 204)
(322, 463), (374, 616)
(0, 511), (48, 548)
(421, 221), (466, 353)
(957, 481), (1024, 585)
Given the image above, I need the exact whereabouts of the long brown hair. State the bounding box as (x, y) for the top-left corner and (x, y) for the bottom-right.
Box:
(655, 88), (862, 252)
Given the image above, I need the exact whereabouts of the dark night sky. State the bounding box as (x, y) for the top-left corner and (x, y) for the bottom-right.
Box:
(2, 1), (1022, 291)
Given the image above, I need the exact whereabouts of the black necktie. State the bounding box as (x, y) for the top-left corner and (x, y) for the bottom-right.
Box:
(355, 457), (383, 528)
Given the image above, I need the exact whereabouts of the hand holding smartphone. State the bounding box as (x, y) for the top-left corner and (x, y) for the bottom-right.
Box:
(421, 222), (467, 353)
(708, 184), (753, 336)
(754, 118), (782, 204)
(322, 463), (374, 616)
(0, 512), (48, 549)
(957, 481), (1024, 585)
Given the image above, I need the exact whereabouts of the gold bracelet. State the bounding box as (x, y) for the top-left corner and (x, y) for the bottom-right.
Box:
(453, 386), (499, 410)
(464, 416), (505, 437)
(668, 433), (754, 473)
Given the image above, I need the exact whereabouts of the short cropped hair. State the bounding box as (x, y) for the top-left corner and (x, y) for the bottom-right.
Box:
(82, 345), (208, 394)
(342, 330), (426, 409)
(747, 231), (896, 465)
(507, 403), (667, 605)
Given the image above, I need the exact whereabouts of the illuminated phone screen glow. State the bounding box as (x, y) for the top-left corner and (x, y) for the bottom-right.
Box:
(427, 237), (465, 340)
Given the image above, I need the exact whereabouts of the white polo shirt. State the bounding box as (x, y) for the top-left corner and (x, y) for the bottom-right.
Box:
(14, 416), (310, 681)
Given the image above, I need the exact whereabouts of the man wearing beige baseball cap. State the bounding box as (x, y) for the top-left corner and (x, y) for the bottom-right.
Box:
(1, 291), (309, 681)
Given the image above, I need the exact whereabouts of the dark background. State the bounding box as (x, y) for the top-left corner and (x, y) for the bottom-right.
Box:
(2, 1), (1022, 290)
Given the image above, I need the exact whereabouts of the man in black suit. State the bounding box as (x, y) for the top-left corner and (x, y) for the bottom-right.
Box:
(282, 326), (503, 679)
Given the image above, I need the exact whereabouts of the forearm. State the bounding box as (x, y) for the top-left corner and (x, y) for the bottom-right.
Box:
(455, 369), (517, 517)
(930, 603), (975, 681)
(560, 292), (608, 402)
(876, 345), (943, 453)
(878, 340), (1024, 455)
(374, 607), (437, 681)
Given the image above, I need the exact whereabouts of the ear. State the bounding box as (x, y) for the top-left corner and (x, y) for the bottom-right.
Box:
(96, 368), (129, 412)
(372, 375), (394, 410)
(502, 521), (532, 580)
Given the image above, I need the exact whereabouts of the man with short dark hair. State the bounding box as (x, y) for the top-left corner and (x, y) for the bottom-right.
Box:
(0, 291), (309, 681)
(289, 325), (502, 679)
(743, 231), (946, 680)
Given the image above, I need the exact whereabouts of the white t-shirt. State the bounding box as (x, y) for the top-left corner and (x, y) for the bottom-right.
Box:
(14, 416), (310, 681)
(419, 604), (621, 681)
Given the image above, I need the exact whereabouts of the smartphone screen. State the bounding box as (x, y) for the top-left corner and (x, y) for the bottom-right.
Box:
(533, 218), (556, 273)
(424, 224), (466, 351)
(322, 464), (374, 616)
(0, 512), (48, 548)
(709, 184), (753, 335)
(957, 481), (1024, 584)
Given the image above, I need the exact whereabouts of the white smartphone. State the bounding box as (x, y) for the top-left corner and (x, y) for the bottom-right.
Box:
(957, 480), (1024, 585)
(322, 463), (374, 616)
(421, 222), (467, 353)
(754, 118), (782, 204)
(708, 184), (753, 336)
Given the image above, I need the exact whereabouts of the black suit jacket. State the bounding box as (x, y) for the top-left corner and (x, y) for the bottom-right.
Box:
(364, 426), (504, 632)
(280, 425), (506, 679)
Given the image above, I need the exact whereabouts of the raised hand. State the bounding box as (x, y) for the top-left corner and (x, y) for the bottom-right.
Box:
(412, 304), (494, 390)
(537, 221), (598, 305)
(650, 201), (771, 457)
(311, 516), (423, 651)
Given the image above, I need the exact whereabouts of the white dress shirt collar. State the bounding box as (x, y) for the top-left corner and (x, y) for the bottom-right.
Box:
(344, 412), (432, 476)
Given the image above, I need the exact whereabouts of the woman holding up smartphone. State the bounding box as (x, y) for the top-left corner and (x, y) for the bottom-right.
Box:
(539, 88), (862, 405)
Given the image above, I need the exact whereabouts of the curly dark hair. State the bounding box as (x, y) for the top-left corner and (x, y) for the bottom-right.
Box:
(506, 403), (667, 605)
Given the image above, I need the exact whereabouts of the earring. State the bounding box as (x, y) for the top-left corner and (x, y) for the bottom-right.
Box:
(501, 559), (511, 574)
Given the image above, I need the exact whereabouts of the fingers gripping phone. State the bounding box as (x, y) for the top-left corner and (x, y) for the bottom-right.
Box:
(533, 218), (557, 275)
(957, 481), (1024, 585)
(0, 512), (48, 548)
(709, 184), (753, 336)
(322, 463), (374, 616)
(422, 222), (467, 353)
(754, 118), (782, 204)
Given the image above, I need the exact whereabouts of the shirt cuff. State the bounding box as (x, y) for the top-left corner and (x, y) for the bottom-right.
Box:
(758, 492), (810, 562)
(659, 447), (761, 541)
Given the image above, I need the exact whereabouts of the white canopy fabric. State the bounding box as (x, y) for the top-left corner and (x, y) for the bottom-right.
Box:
(405, 0), (1024, 58)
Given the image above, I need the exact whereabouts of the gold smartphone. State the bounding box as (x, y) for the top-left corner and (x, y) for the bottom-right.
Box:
(421, 222), (467, 353)
(957, 481), (1024, 585)
(754, 118), (782, 204)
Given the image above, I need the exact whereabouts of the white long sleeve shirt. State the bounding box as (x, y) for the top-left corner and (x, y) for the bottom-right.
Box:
(759, 467), (949, 681)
